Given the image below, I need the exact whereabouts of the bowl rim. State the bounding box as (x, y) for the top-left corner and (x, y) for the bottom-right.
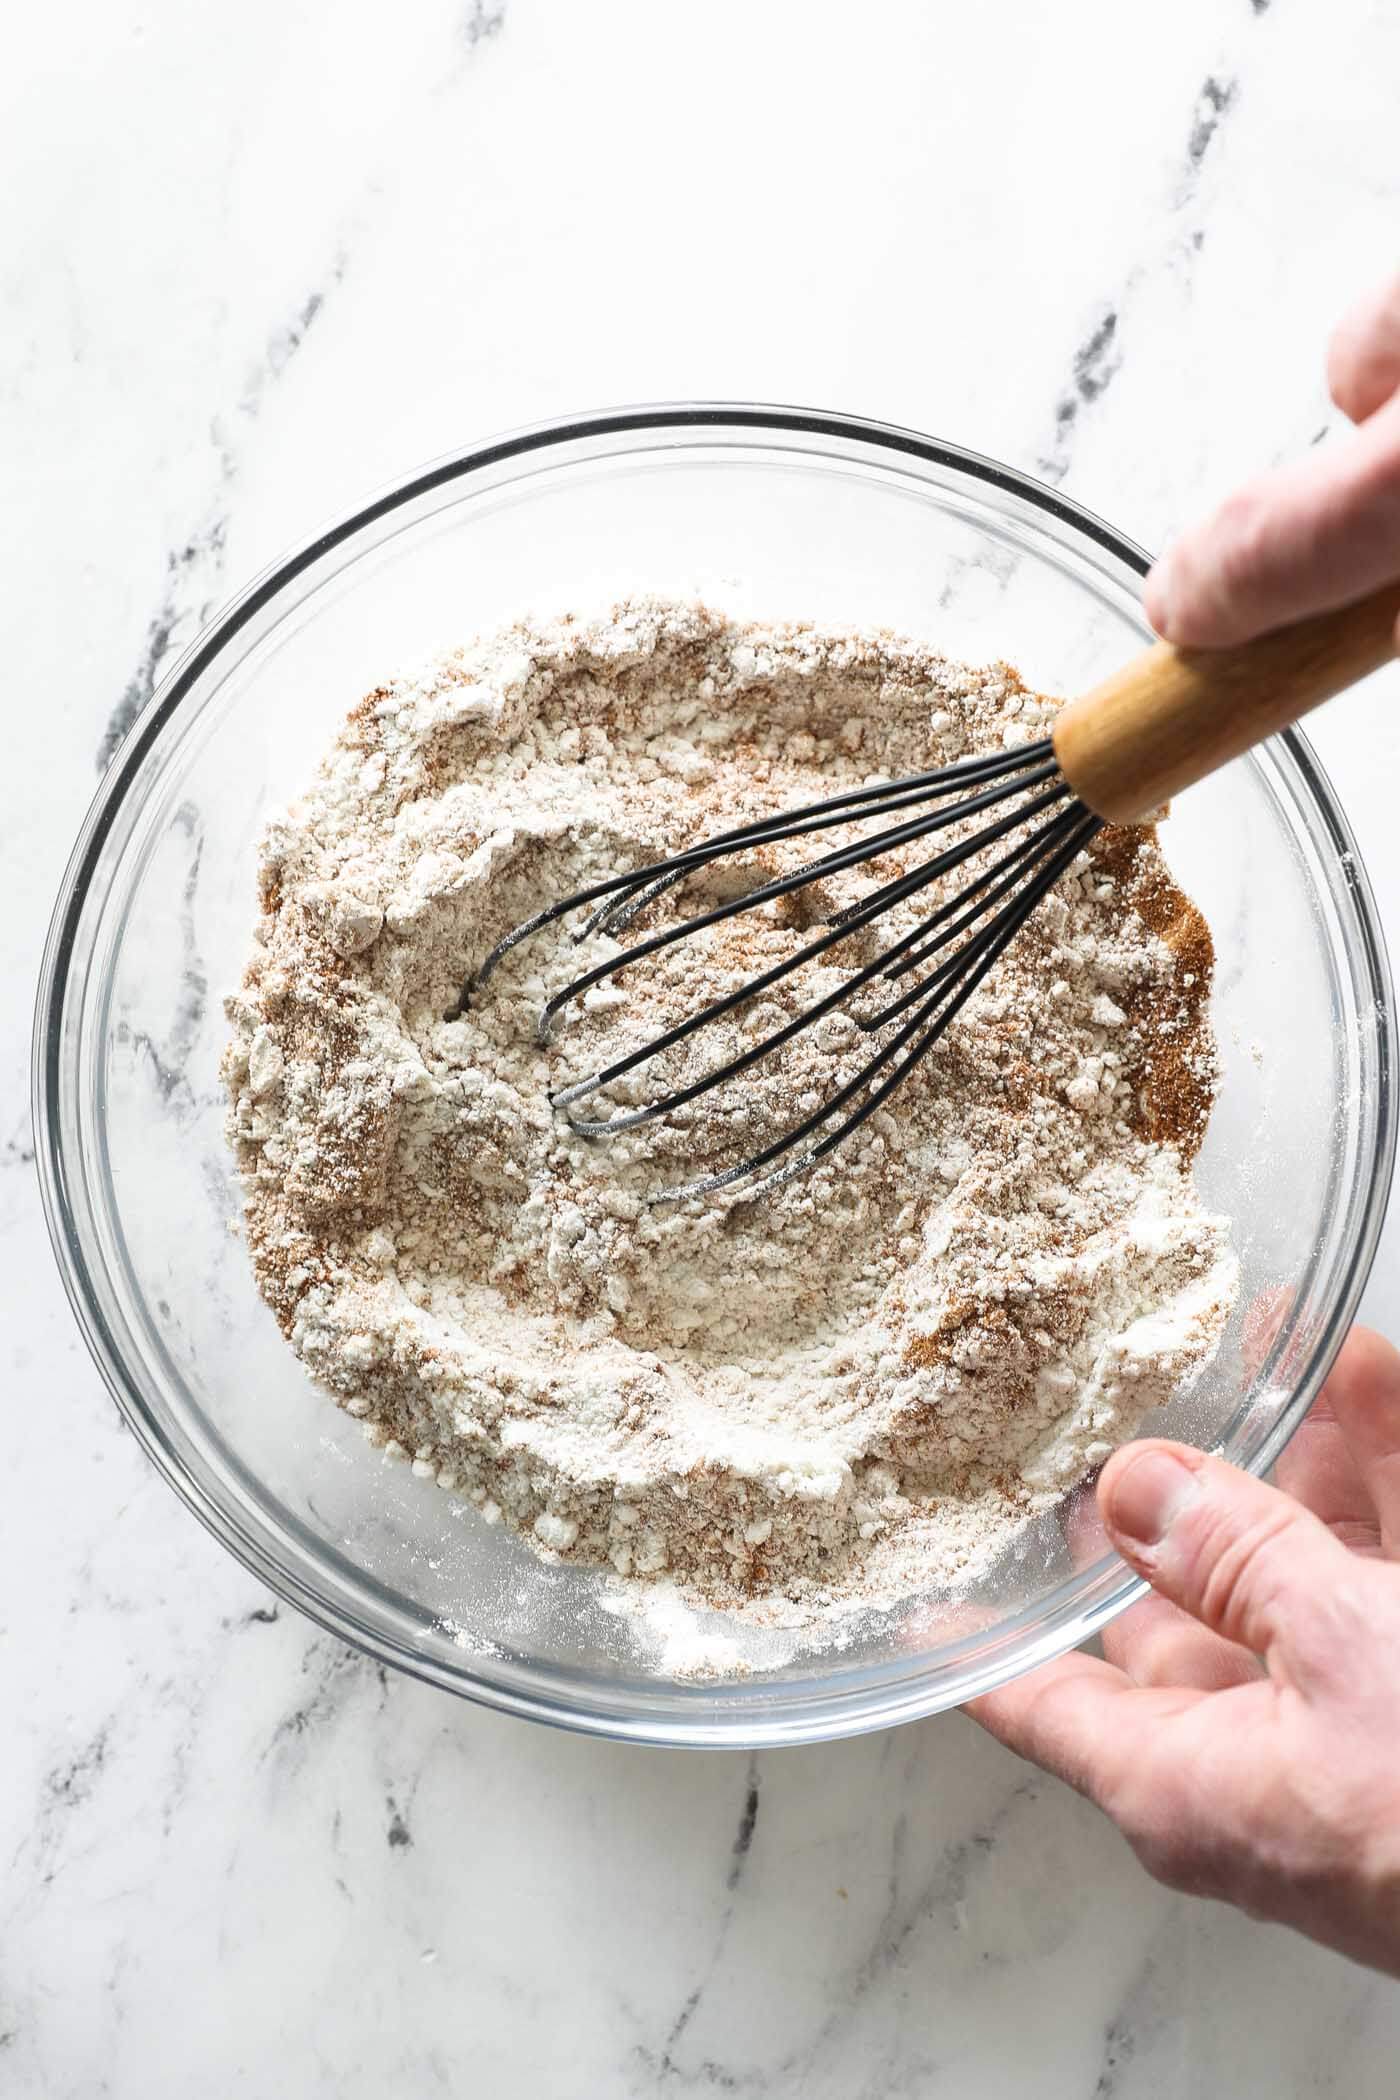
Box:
(33, 401), (1399, 1746)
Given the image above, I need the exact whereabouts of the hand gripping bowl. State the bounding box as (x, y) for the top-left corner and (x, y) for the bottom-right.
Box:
(35, 406), (1397, 1747)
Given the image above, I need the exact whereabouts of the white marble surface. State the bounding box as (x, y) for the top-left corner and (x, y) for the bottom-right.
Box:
(5, 1), (1400, 2091)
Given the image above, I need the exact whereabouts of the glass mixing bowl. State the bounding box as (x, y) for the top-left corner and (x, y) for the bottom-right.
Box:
(35, 406), (1396, 1745)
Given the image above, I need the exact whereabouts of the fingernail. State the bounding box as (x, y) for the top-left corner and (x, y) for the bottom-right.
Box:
(1106, 1447), (1201, 1547)
(1143, 556), (1174, 639)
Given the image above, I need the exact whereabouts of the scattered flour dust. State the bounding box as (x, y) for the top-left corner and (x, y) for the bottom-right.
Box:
(222, 599), (1239, 1672)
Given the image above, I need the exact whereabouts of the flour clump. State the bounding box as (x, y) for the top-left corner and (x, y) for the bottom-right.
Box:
(222, 600), (1238, 1620)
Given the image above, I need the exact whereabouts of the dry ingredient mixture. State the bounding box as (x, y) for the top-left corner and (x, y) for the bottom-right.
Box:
(223, 600), (1238, 1623)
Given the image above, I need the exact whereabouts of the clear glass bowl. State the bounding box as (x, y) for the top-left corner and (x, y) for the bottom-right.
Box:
(35, 406), (1397, 1745)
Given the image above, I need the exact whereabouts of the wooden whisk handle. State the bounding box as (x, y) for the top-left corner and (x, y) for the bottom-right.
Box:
(1052, 582), (1400, 824)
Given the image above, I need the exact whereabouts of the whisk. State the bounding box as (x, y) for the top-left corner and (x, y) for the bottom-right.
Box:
(471, 583), (1400, 1204)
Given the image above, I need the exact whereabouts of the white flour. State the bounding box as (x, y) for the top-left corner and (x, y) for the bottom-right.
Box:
(223, 600), (1238, 1626)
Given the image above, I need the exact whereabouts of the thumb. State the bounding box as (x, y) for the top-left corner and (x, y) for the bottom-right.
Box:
(1097, 1440), (1353, 1685)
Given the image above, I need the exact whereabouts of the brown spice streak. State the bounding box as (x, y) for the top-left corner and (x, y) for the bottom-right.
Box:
(1089, 823), (1217, 1158)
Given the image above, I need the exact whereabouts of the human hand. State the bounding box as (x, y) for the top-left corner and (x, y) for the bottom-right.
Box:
(1145, 269), (1400, 649)
(968, 1327), (1400, 1977)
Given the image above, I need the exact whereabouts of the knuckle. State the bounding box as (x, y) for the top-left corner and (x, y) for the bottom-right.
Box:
(1104, 1770), (1225, 1897)
(1135, 1835), (1221, 1899)
(1190, 1497), (1299, 1643)
(1126, 1810), (1237, 1901)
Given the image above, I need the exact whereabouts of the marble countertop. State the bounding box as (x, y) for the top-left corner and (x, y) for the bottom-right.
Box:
(5, 1), (1400, 2091)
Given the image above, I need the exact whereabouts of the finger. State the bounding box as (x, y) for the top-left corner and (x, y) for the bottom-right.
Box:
(1065, 1471), (1259, 1687)
(967, 1651), (1206, 1812)
(1313, 1325), (1400, 1557)
(1097, 1440), (1357, 1690)
(1102, 1590), (1262, 1690)
(1328, 269), (1400, 425)
(1143, 387), (1400, 646)
(1273, 1384), (1383, 1556)
(1239, 1288), (1382, 1547)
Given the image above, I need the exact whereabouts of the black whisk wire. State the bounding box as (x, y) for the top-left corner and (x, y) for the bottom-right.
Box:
(463, 738), (1102, 1201)
(651, 809), (1101, 1205)
(535, 758), (1062, 1045)
(469, 739), (1054, 993)
(552, 789), (1077, 1127)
